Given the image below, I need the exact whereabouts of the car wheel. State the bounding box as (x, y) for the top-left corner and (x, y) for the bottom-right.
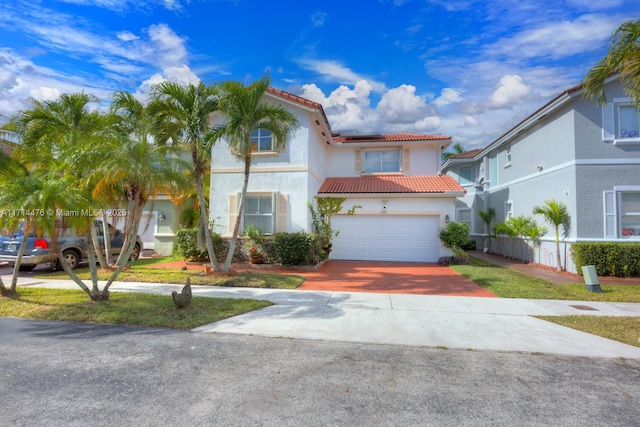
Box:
(18, 264), (36, 272)
(129, 244), (141, 261)
(57, 249), (80, 270)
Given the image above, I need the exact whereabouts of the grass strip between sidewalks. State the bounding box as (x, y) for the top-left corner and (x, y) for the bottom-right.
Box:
(0, 287), (271, 330)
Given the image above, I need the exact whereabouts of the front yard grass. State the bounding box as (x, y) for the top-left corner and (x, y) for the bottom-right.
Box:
(451, 256), (640, 302)
(36, 258), (305, 289)
(0, 287), (272, 330)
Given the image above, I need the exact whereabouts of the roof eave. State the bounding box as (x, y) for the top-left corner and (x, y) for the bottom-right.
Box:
(317, 191), (465, 198)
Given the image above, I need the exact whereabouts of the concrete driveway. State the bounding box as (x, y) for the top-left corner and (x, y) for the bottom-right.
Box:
(297, 260), (496, 297)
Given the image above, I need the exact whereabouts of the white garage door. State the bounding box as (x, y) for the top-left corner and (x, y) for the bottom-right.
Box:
(330, 215), (440, 262)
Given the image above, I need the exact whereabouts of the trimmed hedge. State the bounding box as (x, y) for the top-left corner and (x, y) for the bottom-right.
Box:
(571, 242), (640, 277)
(174, 228), (226, 262)
(273, 232), (313, 265)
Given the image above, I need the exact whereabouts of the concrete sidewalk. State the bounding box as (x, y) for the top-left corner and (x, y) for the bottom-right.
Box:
(8, 274), (640, 359)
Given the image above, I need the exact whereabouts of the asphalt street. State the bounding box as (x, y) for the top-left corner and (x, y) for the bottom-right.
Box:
(1, 317), (639, 427)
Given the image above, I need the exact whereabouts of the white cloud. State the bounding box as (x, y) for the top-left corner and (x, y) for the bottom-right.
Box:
(491, 14), (621, 60)
(296, 59), (387, 92)
(488, 75), (533, 109)
(310, 11), (328, 27)
(377, 84), (431, 123)
(117, 31), (139, 42)
(148, 23), (188, 68)
(434, 88), (463, 107)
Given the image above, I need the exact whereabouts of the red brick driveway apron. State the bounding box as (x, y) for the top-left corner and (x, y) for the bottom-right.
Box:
(297, 260), (496, 297)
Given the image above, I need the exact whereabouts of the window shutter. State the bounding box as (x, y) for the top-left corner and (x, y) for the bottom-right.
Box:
(228, 194), (238, 235)
(276, 193), (288, 232)
(602, 103), (615, 141)
(402, 148), (410, 173)
(354, 150), (362, 173)
(603, 191), (616, 238)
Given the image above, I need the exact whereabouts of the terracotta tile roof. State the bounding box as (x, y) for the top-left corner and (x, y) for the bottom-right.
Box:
(333, 133), (451, 143)
(267, 87), (332, 131)
(448, 148), (482, 159)
(318, 175), (465, 194)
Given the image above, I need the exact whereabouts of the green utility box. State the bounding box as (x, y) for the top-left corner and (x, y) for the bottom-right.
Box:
(582, 265), (602, 293)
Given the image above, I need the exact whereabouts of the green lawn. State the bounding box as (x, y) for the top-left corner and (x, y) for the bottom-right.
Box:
(451, 256), (640, 302)
(0, 287), (271, 330)
(36, 257), (305, 289)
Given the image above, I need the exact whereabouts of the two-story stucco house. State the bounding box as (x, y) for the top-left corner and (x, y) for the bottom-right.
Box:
(209, 87), (465, 263)
(441, 75), (640, 273)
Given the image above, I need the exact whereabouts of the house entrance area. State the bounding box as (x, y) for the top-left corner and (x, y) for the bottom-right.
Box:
(330, 214), (440, 263)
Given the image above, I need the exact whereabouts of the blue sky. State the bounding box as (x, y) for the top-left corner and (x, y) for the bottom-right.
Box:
(0, 0), (638, 149)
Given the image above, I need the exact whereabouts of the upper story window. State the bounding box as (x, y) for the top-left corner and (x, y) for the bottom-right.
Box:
(603, 99), (640, 145)
(250, 129), (275, 152)
(458, 165), (473, 186)
(363, 149), (401, 173)
(505, 146), (512, 166)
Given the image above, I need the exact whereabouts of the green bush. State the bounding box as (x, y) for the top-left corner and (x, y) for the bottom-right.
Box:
(174, 228), (226, 262)
(273, 232), (313, 265)
(571, 242), (640, 277)
(438, 222), (471, 257)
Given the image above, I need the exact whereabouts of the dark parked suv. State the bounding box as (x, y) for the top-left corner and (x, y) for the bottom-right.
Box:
(0, 221), (143, 270)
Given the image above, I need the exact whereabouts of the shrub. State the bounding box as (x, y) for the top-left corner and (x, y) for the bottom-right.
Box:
(439, 222), (471, 257)
(571, 242), (640, 277)
(273, 232), (313, 265)
(438, 256), (470, 266)
(174, 228), (226, 262)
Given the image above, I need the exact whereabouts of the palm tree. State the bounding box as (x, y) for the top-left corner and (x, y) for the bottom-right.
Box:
(8, 93), (126, 301)
(582, 19), (640, 106)
(506, 215), (534, 262)
(212, 74), (298, 271)
(523, 221), (548, 264)
(477, 207), (496, 252)
(532, 199), (570, 272)
(442, 142), (465, 160)
(148, 81), (222, 271)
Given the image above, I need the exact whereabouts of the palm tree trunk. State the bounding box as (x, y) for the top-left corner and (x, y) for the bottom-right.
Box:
(90, 221), (108, 269)
(104, 199), (143, 293)
(102, 212), (113, 265)
(194, 171), (221, 271)
(10, 223), (31, 291)
(555, 228), (562, 271)
(223, 154), (251, 271)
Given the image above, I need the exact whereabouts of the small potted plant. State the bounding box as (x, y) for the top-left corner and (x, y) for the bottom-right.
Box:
(249, 246), (263, 264)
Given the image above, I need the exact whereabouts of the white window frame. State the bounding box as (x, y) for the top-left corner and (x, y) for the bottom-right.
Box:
(242, 193), (276, 234)
(603, 99), (640, 146)
(457, 208), (473, 233)
(505, 201), (513, 219)
(250, 129), (275, 152)
(605, 187), (640, 239)
(362, 148), (402, 173)
(504, 146), (512, 167)
(458, 165), (474, 186)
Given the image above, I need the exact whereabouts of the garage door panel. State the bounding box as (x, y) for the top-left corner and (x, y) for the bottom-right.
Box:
(331, 214), (440, 263)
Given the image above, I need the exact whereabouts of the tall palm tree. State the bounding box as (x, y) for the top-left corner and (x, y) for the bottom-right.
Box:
(9, 93), (125, 301)
(148, 81), (222, 271)
(533, 199), (570, 272)
(523, 221), (548, 264)
(582, 19), (640, 105)
(212, 74), (298, 271)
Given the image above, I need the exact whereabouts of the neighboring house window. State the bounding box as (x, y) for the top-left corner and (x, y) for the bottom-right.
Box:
(363, 149), (401, 173)
(604, 188), (640, 239)
(243, 195), (274, 234)
(602, 100), (640, 145)
(618, 105), (639, 139)
(458, 165), (473, 186)
(505, 201), (513, 219)
(489, 153), (498, 187)
(457, 208), (472, 233)
(505, 146), (512, 166)
(251, 129), (274, 152)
